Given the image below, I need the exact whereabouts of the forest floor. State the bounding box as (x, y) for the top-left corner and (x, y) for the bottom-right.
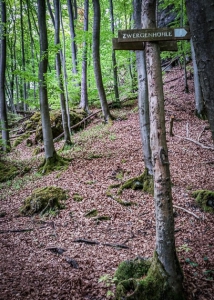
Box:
(0, 66), (214, 300)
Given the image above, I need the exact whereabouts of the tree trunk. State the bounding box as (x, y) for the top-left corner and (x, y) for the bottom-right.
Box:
(67, 0), (78, 75)
(190, 39), (205, 119)
(185, 0), (214, 141)
(92, 0), (111, 122)
(0, 0), (10, 152)
(109, 0), (120, 105)
(142, 0), (185, 297)
(20, 0), (27, 111)
(38, 0), (55, 159)
(79, 0), (89, 113)
(54, 0), (71, 145)
(133, 0), (153, 175)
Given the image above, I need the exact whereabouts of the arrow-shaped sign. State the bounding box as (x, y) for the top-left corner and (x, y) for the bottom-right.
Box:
(118, 27), (191, 42)
(174, 28), (188, 37)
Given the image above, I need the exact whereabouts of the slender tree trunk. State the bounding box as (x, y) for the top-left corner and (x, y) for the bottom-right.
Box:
(20, 0), (27, 111)
(60, 5), (71, 134)
(109, 0), (120, 105)
(67, 0), (78, 75)
(133, 0), (153, 175)
(142, 0), (185, 297)
(92, 0), (111, 122)
(185, 0), (214, 141)
(38, 0), (55, 159)
(79, 0), (89, 113)
(54, 0), (71, 145)
(190, 39), (205, 119)
(0, 0), (10, 152)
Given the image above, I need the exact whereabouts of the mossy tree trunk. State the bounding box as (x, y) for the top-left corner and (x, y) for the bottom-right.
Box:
(142, 0), (185, 298)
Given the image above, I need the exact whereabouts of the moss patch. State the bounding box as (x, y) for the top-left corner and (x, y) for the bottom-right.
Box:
(192, 190), (214, 213)
(115, 252), (185, 300)
(85, 209), (98, 218)
(117, 169), (154, 195)
(20, 186), (68, 216)
(0, 161), (19, 182)
(73, 193), (83, 202)
(13, 133), (30, 147)
(38, 152), (71, 175)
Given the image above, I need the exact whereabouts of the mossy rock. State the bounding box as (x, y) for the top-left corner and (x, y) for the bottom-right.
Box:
(0, 160), (19, 182)
(35, 109), (86, 142)
(20, 186), (68, 216)
(192, 190), (214, 213)
(115, 252), (185, 300)
(117, 169), (154, 195)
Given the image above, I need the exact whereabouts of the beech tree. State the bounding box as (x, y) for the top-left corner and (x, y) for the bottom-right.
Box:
(185, 0), (214, 140)
(142, 0), (185, 297)
(0, 0), (10, 152)
(92, 0), (111, 122)
(53, 0), (71, 146)
(133, 0), (153, 176)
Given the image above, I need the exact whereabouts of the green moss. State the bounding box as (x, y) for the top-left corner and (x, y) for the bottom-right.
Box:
(73, 193), (83, 202)
(85, 209), (98, 218)
(115, 252), (185, 300)
(192, 190), (214, 213)
(0, 161), (19, 182)
(38, 152), (71, 175)
(117, 169), (154, 195)
(20, 186), (68, 216)
(13, 133), (30, 147)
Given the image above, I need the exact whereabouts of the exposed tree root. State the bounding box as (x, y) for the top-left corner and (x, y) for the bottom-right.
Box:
(39, 152), (71, 175)
(115, 252), (185, 300)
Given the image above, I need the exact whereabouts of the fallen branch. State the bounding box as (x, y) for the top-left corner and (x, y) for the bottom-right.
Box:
(175, 135), (214, 150)
(173, 205), (200, 219)
(0, 228), (34, 234)
(72, 238), (129, 249)
(53, 97), (137, 143)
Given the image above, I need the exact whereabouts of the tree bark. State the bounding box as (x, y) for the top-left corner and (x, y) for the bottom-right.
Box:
(109, 0), (120, 105)
(79, 0), (89, 113)
(190, 39), (205, 119)
(67, 0), (78, 75)
(133, 0), (153, 175)
(0, 0), (10, 152)
(54, 0), (71, 145)
(185, 0), (214, 141)
(38, 0), (55, 159)
(92, 0), (111, 122)
(142, 0), (185, 297)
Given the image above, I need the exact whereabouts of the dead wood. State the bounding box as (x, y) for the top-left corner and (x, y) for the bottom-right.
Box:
(46, 247), (66, 255)
(0, 228), (33, 234)
(173, 205), (200, 219)
(175, 135), (214, 150)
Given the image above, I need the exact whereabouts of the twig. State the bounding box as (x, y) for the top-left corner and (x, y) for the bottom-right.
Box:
(173, 205), (200, 219)
(197, 126), (206, 142)
(73, 239), (99, 245)
(0, 228), (34, 234)
(175, 135), (214, 150)
(102, 243), (129, 249)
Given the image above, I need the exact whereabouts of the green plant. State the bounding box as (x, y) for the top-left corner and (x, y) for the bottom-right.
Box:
(185, 258), (198, 267)
(203, 269), (214, 280)
(109, 133), (117, 141)
(98, 274), (117, 298)
(177, 244), (191, 253)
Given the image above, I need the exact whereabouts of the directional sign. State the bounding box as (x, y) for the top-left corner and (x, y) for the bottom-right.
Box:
(118, 27), (190, 42)
(112, 38), (178, 51)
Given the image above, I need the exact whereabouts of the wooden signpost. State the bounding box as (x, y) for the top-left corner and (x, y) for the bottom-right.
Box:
(113, 27), (191, 52)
